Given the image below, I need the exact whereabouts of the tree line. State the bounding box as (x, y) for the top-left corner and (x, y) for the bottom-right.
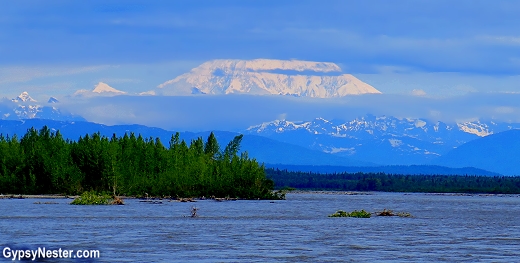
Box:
(0, 126), (278, 199)
(267, 168), (520, 194)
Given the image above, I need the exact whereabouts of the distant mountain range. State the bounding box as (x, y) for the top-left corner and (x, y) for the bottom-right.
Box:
(0, 92), (85, 121)
(0, 119), (368, 167)
(434, 129), (520, 176)
(244, 115), (520, 167)
(1, 91), (518, 175)
(155, 59), (381, 97)
(1, 58), (518, 176)
(0, 118), (515, 176)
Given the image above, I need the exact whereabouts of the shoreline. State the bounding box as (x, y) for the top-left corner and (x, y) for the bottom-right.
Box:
(0, 194), (239, 201)
(0, 194), (78, 199)
(2, 191), (519, 200)
(0, 191), (370, 199)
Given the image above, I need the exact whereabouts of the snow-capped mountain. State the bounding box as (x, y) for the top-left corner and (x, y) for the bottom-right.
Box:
(244, 115), (520, 165)
(11, 91), (37, 103)
(48, 97), (59, 103)
(0, 92), (85, 121)
(73, 82), (126, 97)
(156, 59), (381, 97)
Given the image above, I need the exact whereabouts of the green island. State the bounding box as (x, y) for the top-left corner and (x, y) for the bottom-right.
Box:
(0, 126), (281, 200)
(328, 209), (412, 218)
(329, 209), (372, 218)
(70, 191), (120, 205)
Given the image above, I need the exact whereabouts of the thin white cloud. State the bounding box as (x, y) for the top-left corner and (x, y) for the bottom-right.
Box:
(0, 65), (116, 84)
(98, 78), (140, 84)
(59, 93), (520, 132)
(109, 15), (197, 28)
(0, 60), (200, 99)
(411, 89), (427, 96)
(373, 65), (415, 74)
(357, 72), (520, 96)
(278, 28), (468, 52)
(494, 106), (516, 114)
(478, 35), (520, 45)
(253, 27), (507, 74)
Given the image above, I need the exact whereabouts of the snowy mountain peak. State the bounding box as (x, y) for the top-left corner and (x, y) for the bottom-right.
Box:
(12, 92), (37, 103)
(92, 82), (126, 94)
(3, 93), (84, 121)
(247, 119), (310, 134)
(244, 115), (520, 165)
(73, 82), (126, 97)
(247, 115), (520, 143)
(156, 59), (381, 97)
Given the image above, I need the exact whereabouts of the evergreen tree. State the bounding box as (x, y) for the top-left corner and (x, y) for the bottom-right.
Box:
(0, 128), (280, 199)
(204, 132), (220, 159)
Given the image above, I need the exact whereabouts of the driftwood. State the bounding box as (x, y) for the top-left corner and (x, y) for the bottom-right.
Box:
(111, 196), (125, 205)
(376, 209), (412, 217)
(190, 206), (199, 217)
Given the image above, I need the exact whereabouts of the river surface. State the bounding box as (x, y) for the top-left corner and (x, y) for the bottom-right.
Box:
(1, 192), (519, 262)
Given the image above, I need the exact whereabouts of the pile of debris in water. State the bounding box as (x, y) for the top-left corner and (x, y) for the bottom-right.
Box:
(328, 209), (413, 218)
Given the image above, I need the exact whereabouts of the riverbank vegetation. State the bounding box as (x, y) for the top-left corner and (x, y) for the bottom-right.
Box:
(70, 191), (114, 205)
(328, 209), (412, 218)
(329, 209), (371, 218)
(0, 126), (279, 199)
(267, 168), (520, 194)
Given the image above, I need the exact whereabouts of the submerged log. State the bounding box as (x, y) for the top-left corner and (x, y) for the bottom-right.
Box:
(111, 196), (125, 205)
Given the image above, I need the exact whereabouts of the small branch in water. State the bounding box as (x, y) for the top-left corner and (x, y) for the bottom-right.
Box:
(190, 206), (199, 218)
(111, 196), (124, 205)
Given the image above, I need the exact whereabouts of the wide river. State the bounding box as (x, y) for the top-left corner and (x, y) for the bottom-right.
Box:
(1, 192), (519, 262)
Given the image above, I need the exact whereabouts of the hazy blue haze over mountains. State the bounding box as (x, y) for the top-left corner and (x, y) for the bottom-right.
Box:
(0, 118), (514, 176)
(434, 129), (520, 176)
(1, 91), (519, 176)
(0, 93), (84, 122)
(1, 58), (519, 176)
(0, 119), (369, 168)
(245, 115), (520, 167)
(5, 59), (520, 133)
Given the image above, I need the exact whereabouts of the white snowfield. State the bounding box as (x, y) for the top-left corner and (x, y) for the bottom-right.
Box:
(157, 59), (382, 97)
(457, 122), (493, 137)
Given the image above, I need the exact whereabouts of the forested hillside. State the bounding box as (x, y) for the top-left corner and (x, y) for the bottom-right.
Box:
(267, 169), (520, 194)
(0, 126), (278, 199)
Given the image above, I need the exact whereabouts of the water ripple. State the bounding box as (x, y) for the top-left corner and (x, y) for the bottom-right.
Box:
(1, 193), (519, 262)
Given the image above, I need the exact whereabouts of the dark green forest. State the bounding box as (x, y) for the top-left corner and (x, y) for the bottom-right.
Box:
(0, 126), (278, 199)
(2, 126), (519, 198)
(267, 169), (520, 194)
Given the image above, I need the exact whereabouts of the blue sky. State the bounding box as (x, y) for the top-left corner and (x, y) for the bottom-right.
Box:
(2, 1), (519, 68)
(1, 1), (520, 129)
(2, 1), (520, 94)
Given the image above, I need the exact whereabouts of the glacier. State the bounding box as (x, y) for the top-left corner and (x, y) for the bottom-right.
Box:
(156, 59), (381, 97)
